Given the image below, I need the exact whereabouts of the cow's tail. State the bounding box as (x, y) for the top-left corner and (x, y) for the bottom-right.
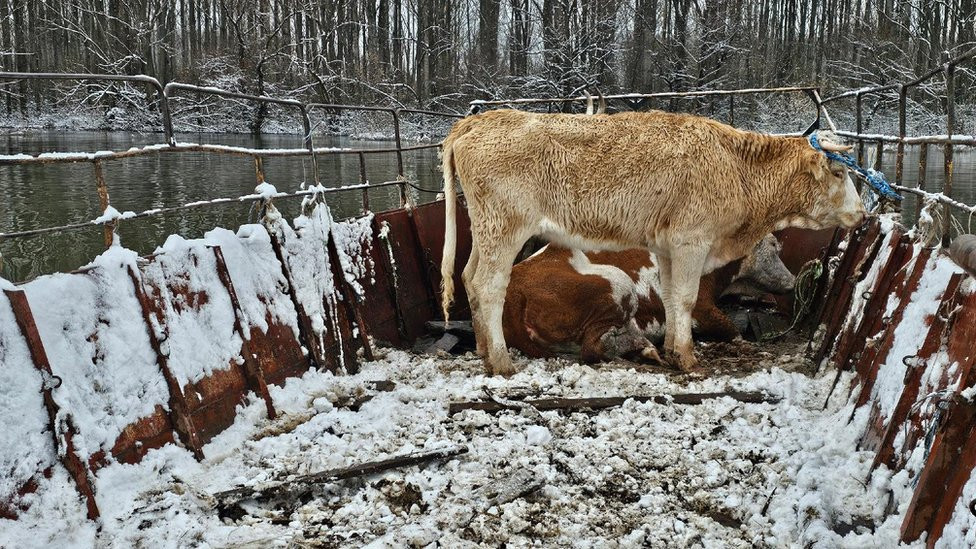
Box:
(440, 139), (458, 325)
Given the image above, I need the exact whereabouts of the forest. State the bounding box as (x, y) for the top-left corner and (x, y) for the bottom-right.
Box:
(0, 0), (974, 131)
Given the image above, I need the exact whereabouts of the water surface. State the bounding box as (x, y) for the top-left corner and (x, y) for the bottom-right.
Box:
(1, 131), (974, 283)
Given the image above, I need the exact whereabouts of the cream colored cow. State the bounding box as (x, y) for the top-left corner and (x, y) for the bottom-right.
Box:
(441, 109), (864, 375)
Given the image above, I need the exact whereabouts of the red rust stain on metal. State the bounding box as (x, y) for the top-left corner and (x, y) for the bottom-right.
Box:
(359, 217), (405, 346)
(3, 289), (100, 520)
(248, 320), (308, 387)
(374, 209), (435, 343)
(830, 230), (909, 380)
(815, 218), (883, 364)
(182, 364), (250, 445)
(855, 242), (932, 407)
(88, 406), (176, 473)
(870, 273), (963, 468)
(900, 285), (976, 545)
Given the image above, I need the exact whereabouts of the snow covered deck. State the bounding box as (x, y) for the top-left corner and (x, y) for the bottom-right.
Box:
(2, 342), (929, 547)
(2, 201), (976, 548)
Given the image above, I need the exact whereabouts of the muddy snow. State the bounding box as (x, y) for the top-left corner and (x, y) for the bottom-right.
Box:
(1, 340), (929, 548)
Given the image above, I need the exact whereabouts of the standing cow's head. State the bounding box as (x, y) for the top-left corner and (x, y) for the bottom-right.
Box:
(776, 132), (867, 229)
(799, 132), (866, 230)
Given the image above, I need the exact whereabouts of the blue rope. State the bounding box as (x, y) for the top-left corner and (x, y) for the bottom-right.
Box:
(808, 133), (902, 201)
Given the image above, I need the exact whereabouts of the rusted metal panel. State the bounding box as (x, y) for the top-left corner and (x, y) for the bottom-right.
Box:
(871, 273), (964, 471)
(89, 406), (176, 471)
(831, 230), (910, 378)
(846, 237), (921, 404)
(361, 216), (407, 346)
(3, 289), (100, 520)
(179, 365), (250, 445)
(212, 246), (277, 419)
(126, 266), (204, 459)
(265, 224), (329, 371)
(139, 252), (254, 448)
(814, 218), (884, 364)
(899, 282), (976, 544)
(246, 319), (309, 387)
(325, 233), (368, 373)
(373, 209), (436, 343)
(412, 200), (474, 321)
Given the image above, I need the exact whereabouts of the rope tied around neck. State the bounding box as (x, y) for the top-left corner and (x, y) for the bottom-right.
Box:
(808, 133), (903, 202)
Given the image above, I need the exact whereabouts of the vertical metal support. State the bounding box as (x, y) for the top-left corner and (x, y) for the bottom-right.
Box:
(254, 156), (265, 185)
(391, 110), (405, 177)
(856, 93), (865, 165)
(391, 110), (408, 207)
(210, 246), (277, 419)
(156, 84), (175, 146)
(358, 151), (370, 214)
(728, 95), (735, 127)
(125, 266), (205, 460)
(4, 289), (100, 519)
(92, 159), (114, 248)
(874, 140), (884, 175)
(298, 105), (320, 184)
(918, 143), (929, 191)
(896, 85), (907, 187)
(943, 63), (956, 246)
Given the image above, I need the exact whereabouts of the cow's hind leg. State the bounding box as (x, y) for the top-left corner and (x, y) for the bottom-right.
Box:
(472, 234), (530, 376)
(657, 255), (675, 352)
(664, 244), (709, 371)
(462, 238), (486, 356)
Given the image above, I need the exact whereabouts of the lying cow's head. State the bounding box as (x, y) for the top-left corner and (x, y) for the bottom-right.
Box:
(724, 234), (795, 297)
(794, 132), (866, 230)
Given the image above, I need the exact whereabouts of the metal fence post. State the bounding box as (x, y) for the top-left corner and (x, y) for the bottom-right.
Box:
(896, 84), (907, 188)
(92, 159), (115, 248)
(943, 62), (956, 246)
(358, 152), (369, 214)
(856, 92), (864, 165)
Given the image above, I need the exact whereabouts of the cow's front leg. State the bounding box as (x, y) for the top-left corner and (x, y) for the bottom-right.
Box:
(665, 245), (709, 371)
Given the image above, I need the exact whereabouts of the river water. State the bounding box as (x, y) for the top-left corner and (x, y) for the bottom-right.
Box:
(1, 131), (974, 283)
(0, 132), (442, 282)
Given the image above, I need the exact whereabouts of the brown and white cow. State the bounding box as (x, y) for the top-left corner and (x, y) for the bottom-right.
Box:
(502, 235), (795, 363)
(440, 109), (865, 375)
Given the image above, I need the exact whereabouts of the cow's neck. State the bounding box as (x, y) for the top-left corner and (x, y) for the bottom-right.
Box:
(739, 137), (816, 241)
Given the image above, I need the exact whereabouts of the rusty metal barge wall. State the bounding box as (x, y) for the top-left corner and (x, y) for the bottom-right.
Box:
(0, 198), (472, 521)
(814, 216), (976, 547)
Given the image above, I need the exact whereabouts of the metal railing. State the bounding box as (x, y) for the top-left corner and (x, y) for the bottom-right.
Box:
(819, 47), (976, 240)
(0, 72), (462, 252)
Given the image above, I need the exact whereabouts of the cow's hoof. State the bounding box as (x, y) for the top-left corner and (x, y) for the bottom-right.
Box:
(487, 352), (519, 377)
(640, 345), (663, 364)
(664, 350), (699, 372)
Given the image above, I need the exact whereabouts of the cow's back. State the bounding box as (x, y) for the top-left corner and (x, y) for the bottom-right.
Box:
(446, 109), (752, 249)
